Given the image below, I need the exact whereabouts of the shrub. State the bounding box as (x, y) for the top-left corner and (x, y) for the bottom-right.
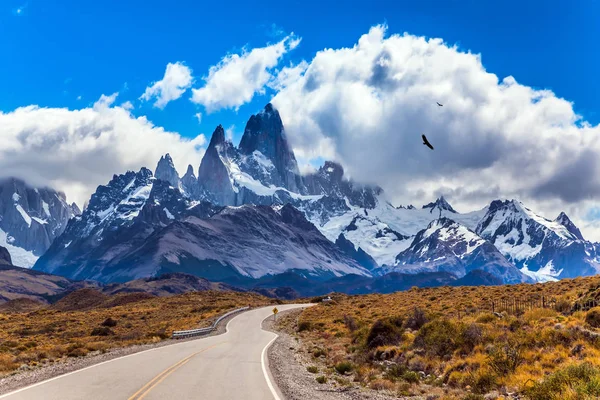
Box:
(462, 323), (483, 352)
(91, 326), (114, 336)
(335, 361), (354, 375)
(316, 375), (327, 384)
(297, 321), (312, 332)
(343, 315), (358, 332)
(487, 341), (523, 376)
(414, 319), (460, 357)
(404, 307), (428, 331)
(101, 317), (118, 327)
(312, 347), (327, 358)
(585, 307), (600, 328)
(476, 313), (496, 324)
(366, 316), (404, 349)
(306, 365), (318, 373)
(523, 362), (600, 400)
(462, 395), (484, 400)
(471, 370), (498, 394)
(67, 347), (88, 357)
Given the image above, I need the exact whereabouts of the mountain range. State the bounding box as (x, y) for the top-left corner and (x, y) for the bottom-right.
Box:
(1, 103), (598, 294)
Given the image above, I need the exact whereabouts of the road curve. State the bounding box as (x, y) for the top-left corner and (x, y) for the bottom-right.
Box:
(0, 304), (310, 400)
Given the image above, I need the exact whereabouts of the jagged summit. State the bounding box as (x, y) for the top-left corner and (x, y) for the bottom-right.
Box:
(422, 196), (457, 213)
(556, 211), (584, 241)
(154, 153), (180, 188)
(238, 103), (303, 193)
(208, 124), (227, 147)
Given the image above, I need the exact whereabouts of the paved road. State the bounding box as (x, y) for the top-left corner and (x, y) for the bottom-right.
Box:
(0, 304), (310, 400)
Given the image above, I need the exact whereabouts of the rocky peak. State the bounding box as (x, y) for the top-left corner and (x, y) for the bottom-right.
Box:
(154, 153), (180, 188)
(181, 164), (199, 197)
(197, 125), (236, 205)
(0, 178), (78, 264)
(238, 103), (303, 192)
(208, 125), (226, 148)
(422, 196), (457, 214)
(319, 161), (344, 182)
(555, 211), (584, 241)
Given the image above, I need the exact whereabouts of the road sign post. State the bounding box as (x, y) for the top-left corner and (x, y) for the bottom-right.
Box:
(273, 307), (278, 321)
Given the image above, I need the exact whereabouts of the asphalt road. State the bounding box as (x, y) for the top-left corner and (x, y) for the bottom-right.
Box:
(0, 304), (310, 400)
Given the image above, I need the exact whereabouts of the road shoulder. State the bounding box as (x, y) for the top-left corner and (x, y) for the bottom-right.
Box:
(262, 309), (400, 400)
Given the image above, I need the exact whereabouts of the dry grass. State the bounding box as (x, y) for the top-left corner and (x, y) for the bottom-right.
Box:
(0, 290), (272, 375)
(290, 275), (600, 399)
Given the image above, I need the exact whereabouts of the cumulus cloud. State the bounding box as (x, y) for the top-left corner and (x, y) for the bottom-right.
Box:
(140, 62), (193, 109)
(194, 112), (202, 123)
(0, 93), (206, 206)
(191, 34), (301, 113)
(271, 24), (600, 238)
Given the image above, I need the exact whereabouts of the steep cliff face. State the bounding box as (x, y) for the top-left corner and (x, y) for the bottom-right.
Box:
(0, 178), (79, 267)
(154, 153), (180, 189)
(197, 125), (237, 205)
(238, 103), (305, 193)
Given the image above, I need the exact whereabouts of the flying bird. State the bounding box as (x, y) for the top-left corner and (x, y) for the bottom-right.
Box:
(436, 102), (443, 107)
(422, 134), (434, 150)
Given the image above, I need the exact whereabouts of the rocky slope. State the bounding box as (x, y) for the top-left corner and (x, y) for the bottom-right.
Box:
(0, 178), (79, 267)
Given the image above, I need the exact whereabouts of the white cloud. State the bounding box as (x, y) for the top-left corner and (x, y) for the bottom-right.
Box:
(140, 62), (193, 109)
(76, 95), (82, 101)
(121, 101), (134, 111)
(271, 24), (600, 239)
(191, 34), (301, 113)
(194, 112), (202, 123)
(0, 93), (206, 206)
(225, 125), (235, 141)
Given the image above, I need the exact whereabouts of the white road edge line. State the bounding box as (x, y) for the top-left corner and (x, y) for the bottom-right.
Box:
(0, 306), (250, 399)
(261, 331), (282, 400)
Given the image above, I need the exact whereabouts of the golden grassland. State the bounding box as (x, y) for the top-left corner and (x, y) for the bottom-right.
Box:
(288, 276), (600, 400)
(0, 290), (274, 376)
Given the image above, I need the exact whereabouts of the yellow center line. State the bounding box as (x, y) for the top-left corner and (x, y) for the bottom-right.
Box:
(128, 342), (223, 400)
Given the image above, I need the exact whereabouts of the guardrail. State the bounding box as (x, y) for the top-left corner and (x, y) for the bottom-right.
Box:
(172, 306), (250, 339)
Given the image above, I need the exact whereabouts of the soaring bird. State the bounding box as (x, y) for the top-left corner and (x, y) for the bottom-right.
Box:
(436, 102), (443, 107)
(422, 134), (434, 150)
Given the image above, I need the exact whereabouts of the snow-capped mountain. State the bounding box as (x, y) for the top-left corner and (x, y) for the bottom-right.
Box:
(476, 200), (600, 281)
(0, 178), (80, 267)
(392, 217), (530, 284)
(33, 167), (206, 277)
(29, 102), (600, 288)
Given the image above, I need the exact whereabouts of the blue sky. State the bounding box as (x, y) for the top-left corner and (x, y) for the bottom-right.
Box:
(2, 0), (599, 145)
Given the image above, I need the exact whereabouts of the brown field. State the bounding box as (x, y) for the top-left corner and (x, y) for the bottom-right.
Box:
(286, 276), (600, 400)
(0, 289), (274, 376)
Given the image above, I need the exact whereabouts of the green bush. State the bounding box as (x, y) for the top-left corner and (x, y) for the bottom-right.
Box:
(306, 365), (318, 373)
(523, 362), (600, 400)
(404, 307), (428, 331)
(413, 319), (460, 357)
(334, 361), (354, 374)
(585, 308), (600, 328)
(487, 341), (523, 377)
(297, 321), (312, 332)
(316, 375), (327, 384)
(101, 317), (118, 327)
(90, 326), (114, 336)
(366, 316), (404, 349)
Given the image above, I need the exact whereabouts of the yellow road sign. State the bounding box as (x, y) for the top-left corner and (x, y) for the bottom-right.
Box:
(273, 307), (279, 314)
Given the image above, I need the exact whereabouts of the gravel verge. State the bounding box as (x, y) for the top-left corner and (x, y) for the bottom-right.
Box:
(263, 309), (407, 400)
(0, 307), (245, 396)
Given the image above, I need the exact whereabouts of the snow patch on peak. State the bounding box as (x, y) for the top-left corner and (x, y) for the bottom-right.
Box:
(0, 228), (38, 268)
(15, 205), (32, 227)
(12, 193), (20, 202)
